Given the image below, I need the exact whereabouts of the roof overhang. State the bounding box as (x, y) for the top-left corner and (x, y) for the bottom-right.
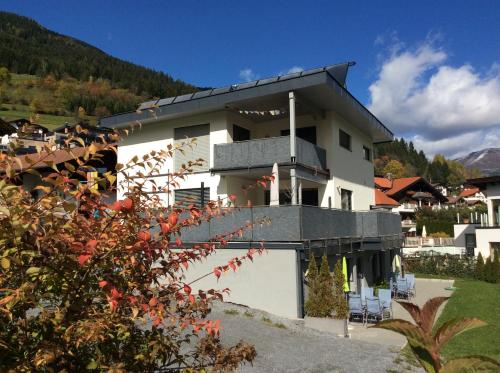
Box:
(467, 176), (500, 190)
(101, 63), (393, 143)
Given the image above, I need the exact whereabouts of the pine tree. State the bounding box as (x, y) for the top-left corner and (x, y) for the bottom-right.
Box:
(332, 259), (349, 319)
(475, 252), (484, 281)
(493, 250), (500, 284)
(484, 256), (493, 283)
(305, 254), (335, 317)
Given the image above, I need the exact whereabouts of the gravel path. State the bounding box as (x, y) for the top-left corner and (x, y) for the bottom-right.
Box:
(211, 303), (399, 373)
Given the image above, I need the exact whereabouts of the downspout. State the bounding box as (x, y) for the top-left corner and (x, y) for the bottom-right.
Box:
(289, 91), (297, 205)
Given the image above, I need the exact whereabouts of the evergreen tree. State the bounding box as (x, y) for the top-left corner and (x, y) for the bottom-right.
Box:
(492, 250), (500, 284)
(475, 252), (484, 281)
(483, 256), (493, 283)
(305, 254), (335, 317)
(332, 259), (349, 319)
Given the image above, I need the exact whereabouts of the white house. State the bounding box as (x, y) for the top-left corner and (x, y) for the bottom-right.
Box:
(101, 63), (402, 318)
(454, 176), (500, 258)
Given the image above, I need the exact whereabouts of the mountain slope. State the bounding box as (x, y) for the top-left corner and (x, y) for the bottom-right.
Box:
(0, 11), (199, 98)
(455, 148), (500, 177)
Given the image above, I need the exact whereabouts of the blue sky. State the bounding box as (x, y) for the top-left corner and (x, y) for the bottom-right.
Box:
(1, 0), (500, 157)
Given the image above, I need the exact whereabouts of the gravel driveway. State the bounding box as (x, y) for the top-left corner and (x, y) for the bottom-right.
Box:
(211, 303), (399, 373)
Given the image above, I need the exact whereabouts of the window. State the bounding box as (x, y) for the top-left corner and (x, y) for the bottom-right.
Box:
(363, 146), (371, 161)
(174, 124), (210, 172)
(281, 126), (317, 144)
(174, 187), (210, 208)
(339, 129), (351, 151)
(232, 125), (250, 142)
(341, 189), (352, 211)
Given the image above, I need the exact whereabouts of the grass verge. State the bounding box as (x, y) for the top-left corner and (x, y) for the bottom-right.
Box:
(435, 278), (500, 361)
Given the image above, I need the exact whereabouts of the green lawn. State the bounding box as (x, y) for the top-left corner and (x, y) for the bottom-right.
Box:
(435, 279), (500, 361)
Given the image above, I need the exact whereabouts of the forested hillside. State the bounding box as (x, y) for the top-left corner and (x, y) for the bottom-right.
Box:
(374, 138), (482, 188)
(0, 11), (199, 99)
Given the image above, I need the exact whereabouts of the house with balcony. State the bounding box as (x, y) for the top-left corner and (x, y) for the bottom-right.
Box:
(374, 176), (447, 235)
(454, 176), (500, 258)
(101, 63), (402, 318)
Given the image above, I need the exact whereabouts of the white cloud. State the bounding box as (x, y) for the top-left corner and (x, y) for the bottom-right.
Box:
(280, 66), (304, 75)
(368, 42), (500, 157)
(239, 68), (259, 82)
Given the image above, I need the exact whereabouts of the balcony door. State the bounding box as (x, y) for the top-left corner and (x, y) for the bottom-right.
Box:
(281, 126), (317, 144)
(233, 125), (250, 142)
(264, 188), (318, 206)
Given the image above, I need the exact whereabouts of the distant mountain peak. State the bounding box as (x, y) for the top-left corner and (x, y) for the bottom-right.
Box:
(455, 148), (500, 176)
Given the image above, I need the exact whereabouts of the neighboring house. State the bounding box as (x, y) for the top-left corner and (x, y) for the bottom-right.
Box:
(13, 146), (117, 204)
(1, 119), (56, 154)
(53, 122), (115, 145)
(454, 176), (500, 258)
(101, 63), (402, 318)
(374, 176), (448, 235)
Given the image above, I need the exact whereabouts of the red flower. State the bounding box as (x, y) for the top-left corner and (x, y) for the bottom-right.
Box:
(78, 254), (92, 266)
(229, 194), (237, 202)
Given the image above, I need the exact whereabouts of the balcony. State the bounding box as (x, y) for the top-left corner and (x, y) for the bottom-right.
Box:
(179, 205), (402, 244)
(212, 136), (327, 174)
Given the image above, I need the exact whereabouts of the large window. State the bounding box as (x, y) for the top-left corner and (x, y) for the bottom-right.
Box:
(339, 129), (351, 151)
(341, 189), (352, 211)
(174, 124), (210, 172)
(281, 126), (317, 144)
(363, 146), (371, 161)
(174, 187), (210, 208)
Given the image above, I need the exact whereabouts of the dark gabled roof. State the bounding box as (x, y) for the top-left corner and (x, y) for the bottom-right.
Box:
(468, 176), (500, 189)
(0, 118), (16, 136)
(100, 62), (394, 143)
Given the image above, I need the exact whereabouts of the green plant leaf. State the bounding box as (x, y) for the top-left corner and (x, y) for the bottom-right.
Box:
(0, 257), (10, 270)
(86, 360), (98, 369)
(372, 319), (431, 346)
(434, 318), (487, 352)
(407, 339), (439, 373)
(441, 355), (500, 373)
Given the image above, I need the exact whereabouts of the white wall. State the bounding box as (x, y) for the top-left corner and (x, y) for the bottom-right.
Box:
(476, 228), (500, 258)
(453, 224), (476, 250)
(180, 248), (301, 318)
(116, 111), (228, 203)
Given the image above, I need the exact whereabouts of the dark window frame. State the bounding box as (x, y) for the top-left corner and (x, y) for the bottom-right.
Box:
(363, 145), (371, 161)
(341, 188), (352, 211)
(339, 129), (351, 151)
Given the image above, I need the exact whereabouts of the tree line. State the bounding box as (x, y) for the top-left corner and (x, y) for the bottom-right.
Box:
(0, 11), (201, 100)
(375, 138), (482, 188)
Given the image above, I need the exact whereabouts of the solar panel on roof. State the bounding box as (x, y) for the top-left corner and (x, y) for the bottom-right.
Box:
(173, 93), (195, 103)
(257, 77), (279, 85)
(211, 86), (231, 95)
(192, 89), (213, 99)
(278, 72), (302, 81)
(235, 81), (258, 89)
(156, 97), (175, 106)
(301, 67), (324, 76)
(138, 100), (159, 110)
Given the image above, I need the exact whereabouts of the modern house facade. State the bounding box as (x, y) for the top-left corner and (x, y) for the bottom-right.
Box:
(454, 176), (500, 258)
(101, 63), (403, 318)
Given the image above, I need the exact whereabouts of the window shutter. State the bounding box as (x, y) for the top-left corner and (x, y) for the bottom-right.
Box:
(174, 188), (210, 208)
(174, 124), (210, 172)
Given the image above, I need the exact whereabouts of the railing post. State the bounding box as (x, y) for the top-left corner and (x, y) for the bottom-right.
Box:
(289, 91), (297, 205)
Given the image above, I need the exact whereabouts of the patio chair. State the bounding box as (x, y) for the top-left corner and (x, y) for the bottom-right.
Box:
(365, 297), (384, 324)
(360, 287), (374, 305)
(396, 278), (410, 300)
(378, 288), (392, 318)
(348, 295), (365, 323)
(405, 273), (416, 297)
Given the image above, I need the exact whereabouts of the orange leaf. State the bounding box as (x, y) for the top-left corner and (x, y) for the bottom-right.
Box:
(98, 280), (108, 288)
(78, 254), (91, 266)
(168, 212), (178, 226)
(183, 284), (192, 295)
(138, 230), (151, 241)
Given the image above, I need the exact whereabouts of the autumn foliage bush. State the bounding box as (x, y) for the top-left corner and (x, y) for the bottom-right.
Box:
(0, 126), (271, 371)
